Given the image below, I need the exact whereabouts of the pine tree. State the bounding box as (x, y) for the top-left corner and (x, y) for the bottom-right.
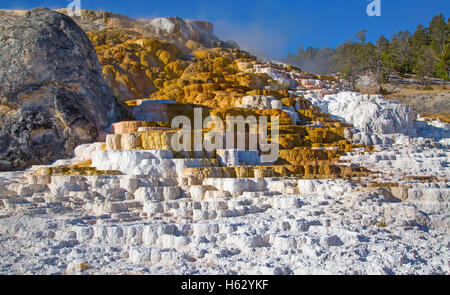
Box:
(390, 30), (413, 75)
(415, 45), (439, 84)
(429, 14), (448, 56)
(371, 35), (394, 84)
(355, 30), (368, 43)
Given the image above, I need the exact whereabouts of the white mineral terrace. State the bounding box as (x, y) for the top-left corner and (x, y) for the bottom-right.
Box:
(0, 90), (449, 275)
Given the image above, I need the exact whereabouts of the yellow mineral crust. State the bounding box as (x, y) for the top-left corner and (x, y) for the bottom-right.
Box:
(84, 30), (375, 179)
(182, 165), (369, 184)
(35, 165), (123, 176)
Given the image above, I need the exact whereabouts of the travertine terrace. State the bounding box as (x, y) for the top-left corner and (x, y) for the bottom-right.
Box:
(0, 8), (448, 275)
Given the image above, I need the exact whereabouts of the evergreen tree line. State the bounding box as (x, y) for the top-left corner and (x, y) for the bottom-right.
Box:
(282, 14), (450, 89)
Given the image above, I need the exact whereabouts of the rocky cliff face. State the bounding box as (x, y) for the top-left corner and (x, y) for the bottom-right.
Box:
(56, 9), (236, 51)
(0, 7), (120, 170)
(54, 9), (238, 106)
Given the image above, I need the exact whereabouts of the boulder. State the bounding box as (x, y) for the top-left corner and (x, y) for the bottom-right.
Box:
(0, 7), (120, 170)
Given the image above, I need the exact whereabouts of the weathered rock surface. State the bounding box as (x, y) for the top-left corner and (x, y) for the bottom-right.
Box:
(56, 9), (234, 50)
(0, 7), (120, 170)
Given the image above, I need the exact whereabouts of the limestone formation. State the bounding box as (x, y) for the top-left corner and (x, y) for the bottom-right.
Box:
(0, 8), (448, 275)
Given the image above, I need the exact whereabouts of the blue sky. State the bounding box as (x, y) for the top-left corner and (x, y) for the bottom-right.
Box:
(1, 0), (449, 59)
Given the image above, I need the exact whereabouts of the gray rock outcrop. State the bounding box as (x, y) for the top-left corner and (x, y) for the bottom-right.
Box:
(0, 7), (120, 170)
